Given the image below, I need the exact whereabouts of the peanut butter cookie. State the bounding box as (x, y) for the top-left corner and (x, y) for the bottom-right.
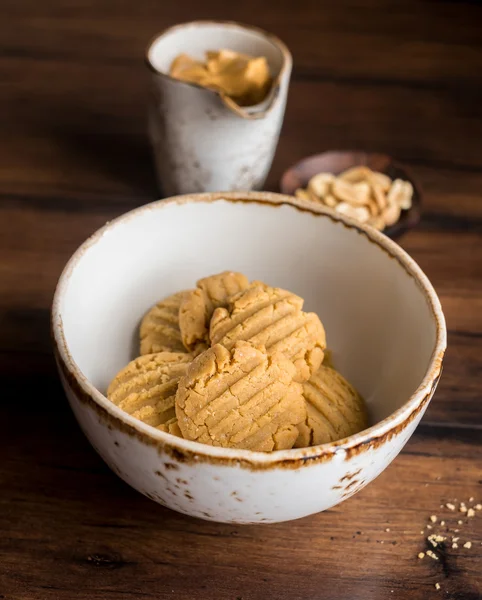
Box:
(158, 417), (183, 437)
(107, 352), (191, 432)
(175, 341), (306, 451)
(179, 271), (249, 352)
(209, 283), (326, 382)
(295, 365), (368, 447)
(140, 291), (189, 355)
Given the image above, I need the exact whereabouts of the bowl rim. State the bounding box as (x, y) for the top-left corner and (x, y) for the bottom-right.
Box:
(52, 191), (447, 467)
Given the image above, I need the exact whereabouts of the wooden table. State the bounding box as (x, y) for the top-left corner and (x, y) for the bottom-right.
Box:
(1, 2), (481, 598)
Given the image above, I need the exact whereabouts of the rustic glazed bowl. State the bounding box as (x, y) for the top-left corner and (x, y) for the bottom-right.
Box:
(280, 151), (422, 238)
(146, 21), (292, 195)
(52, 192), (446, 524)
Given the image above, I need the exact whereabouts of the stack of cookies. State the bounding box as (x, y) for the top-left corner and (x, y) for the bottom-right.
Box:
(107, 272), (368, 452)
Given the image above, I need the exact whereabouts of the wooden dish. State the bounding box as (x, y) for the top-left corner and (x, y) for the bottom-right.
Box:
(280, 151), (422, 238)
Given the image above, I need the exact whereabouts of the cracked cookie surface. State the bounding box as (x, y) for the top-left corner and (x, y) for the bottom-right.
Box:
(295, 365), (368, 447)
(175, 341), (306, 451)
(107, 352), (191, 432)
(179, 271), (249, 353)
(140, 291), (189, 355)
(158, 417), (183, 437)
(209, 283), (326, 382)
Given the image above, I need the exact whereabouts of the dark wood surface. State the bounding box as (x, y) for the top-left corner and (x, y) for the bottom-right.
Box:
(1, 1), (481, 598)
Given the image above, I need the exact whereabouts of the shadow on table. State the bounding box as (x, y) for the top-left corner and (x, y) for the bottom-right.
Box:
(46, 106), (159, 200)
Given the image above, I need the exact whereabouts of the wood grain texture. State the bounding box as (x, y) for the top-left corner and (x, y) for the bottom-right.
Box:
(0, 0), (481, 598)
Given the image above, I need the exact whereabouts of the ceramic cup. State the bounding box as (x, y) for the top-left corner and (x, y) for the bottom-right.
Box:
(52, 192), (446, 524)
(146, 21), (292, 195)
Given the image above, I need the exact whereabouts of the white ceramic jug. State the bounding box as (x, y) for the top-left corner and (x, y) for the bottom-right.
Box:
(146, 21), (292, 195)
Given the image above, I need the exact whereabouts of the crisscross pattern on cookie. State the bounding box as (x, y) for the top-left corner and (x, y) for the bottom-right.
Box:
(176, 342), (305, 451)
(140, 291), (188, 355)
(107, 352), (191, 430)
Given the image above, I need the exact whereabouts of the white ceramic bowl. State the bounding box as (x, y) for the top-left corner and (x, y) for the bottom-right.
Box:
(52, 192), (446, 524)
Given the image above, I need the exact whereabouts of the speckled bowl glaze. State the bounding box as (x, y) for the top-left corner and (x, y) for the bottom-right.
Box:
(52, 192), (446, 524)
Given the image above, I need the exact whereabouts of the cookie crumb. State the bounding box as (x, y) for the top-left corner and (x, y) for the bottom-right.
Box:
(435, 583), (441, 590)
(446, 503), (455, 511)
(469, 497), (474, 502)
(475, 504), (482, 510)
(463, 541), (472, 549)
(458, 520), (463, 525)
(467, 508), (475, 518)
(460, 503), (467, 513)
(385, 528), (390, 532)
(453, 537), (459, 542)
(427, 524), (432, 529)
(426, 550), (439, 560)
(440, 520), (445, 526)
(418, 552), (425, 559)
(430, 515), (437, 523)
(452, 543), (458, 549)
(428, 534), (446, 548)
(420, 530), (424, 535)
